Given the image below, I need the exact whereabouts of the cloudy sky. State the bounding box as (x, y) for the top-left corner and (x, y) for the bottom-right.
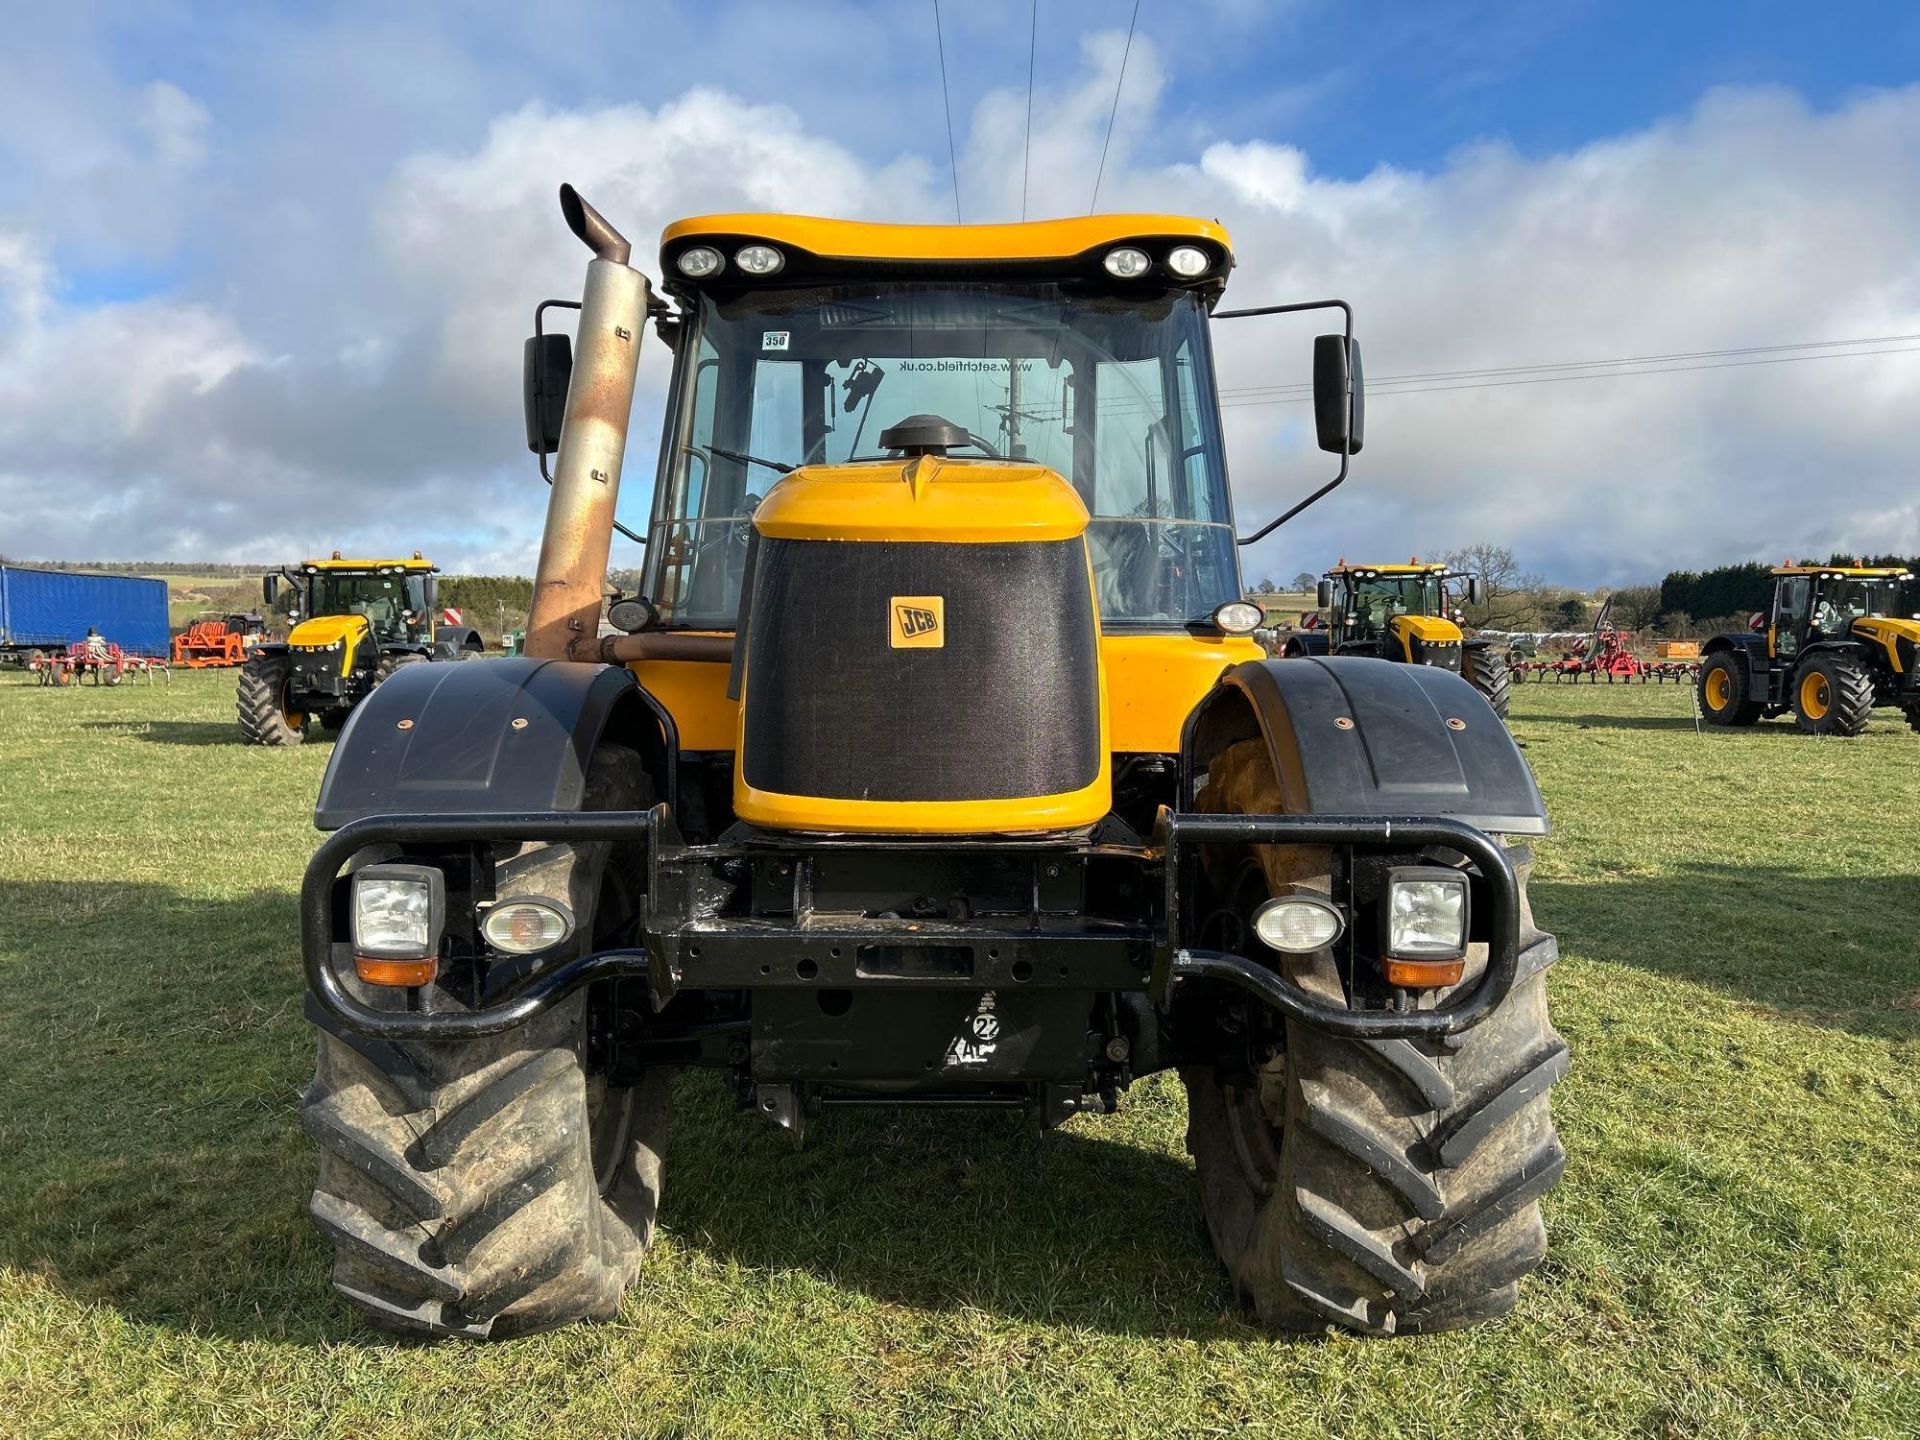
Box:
(2, 0), (1917, 586)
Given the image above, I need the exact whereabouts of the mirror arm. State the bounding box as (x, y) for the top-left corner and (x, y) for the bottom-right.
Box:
(533, 297), (646, 547)
(1215, 298), (1355, 548)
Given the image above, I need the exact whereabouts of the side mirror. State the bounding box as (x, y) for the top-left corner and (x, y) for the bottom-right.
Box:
(523, 333), (574, 455)
(1315, 579), (1334, 610)
(1313, 335), (1365, 455)
(1467, 576), (1483, 606)
(262, 574), (279, 606)
(423, 575), (438, 618)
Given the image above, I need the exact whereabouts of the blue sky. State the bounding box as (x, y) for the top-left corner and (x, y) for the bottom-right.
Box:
(3, 1), (1918, 582)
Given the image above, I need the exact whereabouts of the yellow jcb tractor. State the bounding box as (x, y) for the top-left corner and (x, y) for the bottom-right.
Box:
(1698, 563), (1920, 735)
(293, 189), (1563, 1341)
(1284, 560), (1510, 718)
(237, 553), (483, 745)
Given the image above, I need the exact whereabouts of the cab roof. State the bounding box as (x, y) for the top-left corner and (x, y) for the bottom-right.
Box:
(1773, 565), (1910, 578)
(1327, 562), (1452, 576)
(659, 213), (1234, 291)
(300, 555), (437, 572)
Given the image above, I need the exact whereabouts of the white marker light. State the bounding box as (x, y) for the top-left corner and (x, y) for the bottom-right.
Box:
(1166, 245), (1211, 277)
(482, 897), (575, 955)
(734, 244), (785, 276)
(1103, 247), (1152, 279)
(1213, 600), (1266, 635)
(676, 246), (724, 278)
(1252, 895), (1345, 953)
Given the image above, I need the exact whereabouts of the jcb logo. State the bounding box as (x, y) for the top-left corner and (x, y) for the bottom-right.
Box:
(890, 595), (945, 649)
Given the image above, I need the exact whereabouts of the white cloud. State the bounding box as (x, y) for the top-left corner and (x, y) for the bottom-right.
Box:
(1, 32), (1917, 588)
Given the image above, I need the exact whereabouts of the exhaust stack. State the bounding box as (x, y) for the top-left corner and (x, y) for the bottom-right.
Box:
(523, 184), (649, 662)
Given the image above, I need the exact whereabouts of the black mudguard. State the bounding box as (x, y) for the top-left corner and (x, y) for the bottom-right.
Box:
(432, 626), (485, 658)
(1702, 631), (1770, 686)
(1282, 631), (1331, 658)
(1181, 655), (1548, 835)
(314, 657), (675, 830)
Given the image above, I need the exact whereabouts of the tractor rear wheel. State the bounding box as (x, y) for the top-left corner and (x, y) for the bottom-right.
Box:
(236, 654), (306, 746)
(1904, 703), (1920, 734)
(1181, 739), (1565, 1336)
(302, 745), (669, 1340)
(1792, 652), (1874, 736)
(1697, 653), (1763, 726)
(1462, 647), (1512, 719)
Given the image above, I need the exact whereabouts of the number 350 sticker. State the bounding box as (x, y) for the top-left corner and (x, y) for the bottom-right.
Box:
(762, 331), (790, 351)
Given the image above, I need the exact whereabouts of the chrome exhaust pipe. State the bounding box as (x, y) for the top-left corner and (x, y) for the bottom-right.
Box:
(524, 184), (649, 662)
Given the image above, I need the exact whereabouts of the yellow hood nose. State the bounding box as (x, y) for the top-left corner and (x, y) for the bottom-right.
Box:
(289, 614), (372, 650)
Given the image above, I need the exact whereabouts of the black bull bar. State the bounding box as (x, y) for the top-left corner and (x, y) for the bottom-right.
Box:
(303, 808), (1523, 1044)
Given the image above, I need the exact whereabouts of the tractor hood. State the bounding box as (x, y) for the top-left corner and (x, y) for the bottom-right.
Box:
(1853, 616), (1920, 674)
(289, 614), (372, 651)
(1391, 614), (1464, 646)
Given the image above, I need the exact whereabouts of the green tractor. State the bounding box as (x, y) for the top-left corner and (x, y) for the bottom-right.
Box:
(1698, 564), (1920, 736)
(238, 553), (484, 746)
(1284, 561), (1510, 718)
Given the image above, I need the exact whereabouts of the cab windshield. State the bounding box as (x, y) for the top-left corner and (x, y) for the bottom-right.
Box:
(1810, 577), (1907, 637)
(307, 571), (429, 645)
(646, 282), (1239, 627)
(1344, 576), (1444, 639)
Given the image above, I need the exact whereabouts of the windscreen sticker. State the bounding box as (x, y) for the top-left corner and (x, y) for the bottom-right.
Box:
(762, 331), (790, 351)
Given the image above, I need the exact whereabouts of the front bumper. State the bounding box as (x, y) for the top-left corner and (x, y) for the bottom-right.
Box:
(302, 807), (1526, 1045)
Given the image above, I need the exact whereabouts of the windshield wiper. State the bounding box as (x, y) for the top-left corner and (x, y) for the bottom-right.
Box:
(704, 444), (793, 475)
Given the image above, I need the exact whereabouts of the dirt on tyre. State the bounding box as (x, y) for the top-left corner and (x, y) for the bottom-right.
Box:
(1181, 738), (1566, 1336)
(1462, 646), (1512, 720)
(302, 746), (670, 1340)
(1791, 652), (1874, 736)
(237, 653), (305, 746)
(1697, 652), (1763, 727)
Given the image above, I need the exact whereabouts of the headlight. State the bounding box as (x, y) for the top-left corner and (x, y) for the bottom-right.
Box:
(1212, 600), (1265, 635)
(1166, 245), (1211, 277)
(481, 897), (575, 956)
(734, 244), (784, 276)
(676, 245), (724, 278)
(1103, 246), (1151, 279)
(350, 863), (445, 986)
(1384, 868), (1468, 958)
(1252, 894), (1345, 953)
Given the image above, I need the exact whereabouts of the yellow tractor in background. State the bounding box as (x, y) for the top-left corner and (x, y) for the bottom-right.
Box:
(1284, 560), (1510, 718)
(237, 553), (484, 745)
(292, 189), (1563, 1341)
(1698, 563), (1920, 735)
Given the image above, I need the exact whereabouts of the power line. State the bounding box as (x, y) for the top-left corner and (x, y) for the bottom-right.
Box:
(1089, 0), (1141, 214)
(932, 0), (962, 223)
(1213, 331), (1920, 400)
(1021, 0), (1037, 222)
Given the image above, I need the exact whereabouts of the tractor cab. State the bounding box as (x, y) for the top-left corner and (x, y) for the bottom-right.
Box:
(1285, 560), (1511, 717)
(1700, 564), (1920, 736)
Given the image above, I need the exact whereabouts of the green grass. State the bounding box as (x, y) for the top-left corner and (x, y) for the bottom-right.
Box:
(1, 671), (1916, 1439)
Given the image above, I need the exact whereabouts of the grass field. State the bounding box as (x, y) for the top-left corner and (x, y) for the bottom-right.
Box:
(1, 670), (1917, 1439)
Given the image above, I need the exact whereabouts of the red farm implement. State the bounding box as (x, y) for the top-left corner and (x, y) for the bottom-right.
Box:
(1515, 600), (1700, 685)
(30, 641), (170, 687)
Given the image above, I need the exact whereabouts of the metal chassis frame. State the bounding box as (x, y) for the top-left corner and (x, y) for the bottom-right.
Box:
(302, 808), (1521, 1045)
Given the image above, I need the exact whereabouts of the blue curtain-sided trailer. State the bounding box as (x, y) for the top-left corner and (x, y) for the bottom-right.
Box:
(0, 566), (171, 660)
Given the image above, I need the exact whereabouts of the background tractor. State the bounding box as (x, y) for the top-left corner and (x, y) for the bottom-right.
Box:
(294, 188), (1564, 1342)
(237, 553), (483, 745)
(1285, 561), (1511, 717)
(1698, 564), (1920, 735)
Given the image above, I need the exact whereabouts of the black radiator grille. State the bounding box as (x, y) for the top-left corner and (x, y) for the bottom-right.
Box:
(741, 538), (1101, 802)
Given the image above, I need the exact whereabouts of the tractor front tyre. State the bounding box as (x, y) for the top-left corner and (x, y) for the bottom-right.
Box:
(1181, 739), (1565, 1336)
(236, 654), (306, 746)
(1462, 648), (1512, 720)
(1904, 702), (1920, 735)
(1697, 653), (1763, 727)
(302, 746), (669, 1340)
(1792, 653), (1874, 736)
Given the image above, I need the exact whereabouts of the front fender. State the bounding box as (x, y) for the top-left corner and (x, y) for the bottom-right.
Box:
(315, 656), (676, 830)
(1180, 656), (1547, 836)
